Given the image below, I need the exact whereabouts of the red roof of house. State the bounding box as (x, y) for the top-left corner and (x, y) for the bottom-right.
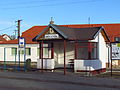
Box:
(0, 36), (7, 43)
(1, 23), (120, 44)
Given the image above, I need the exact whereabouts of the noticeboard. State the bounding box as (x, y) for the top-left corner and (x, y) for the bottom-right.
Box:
(19, 37), (25, 48)
(111, 43), (120, 60)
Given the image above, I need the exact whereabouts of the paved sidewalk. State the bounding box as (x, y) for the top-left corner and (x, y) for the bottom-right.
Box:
(0, 71), (119, 90)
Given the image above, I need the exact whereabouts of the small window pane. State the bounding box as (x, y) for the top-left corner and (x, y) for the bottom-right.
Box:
(115, 37), (120, 42)
(11, 48), (17, 55)
(91, 47), (97, 59)
(20, 48), (31, 55)
(43, 48), (51, 58)
(76, 42), (98, 59)
(37, 48), (40, 56)
(26, 48), (31, 55)
(77, 47), (88, 59)
(20, 50), (24, 55)
(39, 43), (53, 59)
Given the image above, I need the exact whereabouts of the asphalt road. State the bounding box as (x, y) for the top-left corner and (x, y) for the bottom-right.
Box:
(0, 71), (119, 90)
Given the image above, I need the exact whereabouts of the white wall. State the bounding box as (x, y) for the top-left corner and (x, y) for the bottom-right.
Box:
(74, 32), (108, 71)
(37, 59), (54, 69)
(54, 42), (74, 67)
(74, 60), (102, 72)
(98, 32), (107, 69)
(0, 47), (4, 61)
(0, 44), (39, 62)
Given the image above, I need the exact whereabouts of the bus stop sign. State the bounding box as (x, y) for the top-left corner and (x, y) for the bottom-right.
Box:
(19, 37), (25, 48)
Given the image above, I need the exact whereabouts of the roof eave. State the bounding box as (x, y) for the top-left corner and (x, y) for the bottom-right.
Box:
(33, 24), (69, 41)
(93, 27), (110, 42)
(92, 27), (102, 39)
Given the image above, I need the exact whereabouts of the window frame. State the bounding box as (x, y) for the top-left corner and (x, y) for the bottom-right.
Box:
(39, 43), (54, 59)
(11, 47), (17, 56)
(114, 37), (120, 42)
(25, 48), (31, 56)
(20, 48), (31, 56)
(76, 42), (98, 60)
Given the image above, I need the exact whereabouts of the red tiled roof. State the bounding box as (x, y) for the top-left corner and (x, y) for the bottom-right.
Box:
(0, 39), (18, 44)
(1, 23), (120, 44)
(22, 26), (47, 44)
(0, 26), (46, 44)
(0, 36), (7, 43)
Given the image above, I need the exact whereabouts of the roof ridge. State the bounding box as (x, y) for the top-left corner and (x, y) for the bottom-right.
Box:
(53, 24), (102, 29)
(56, 23), (120, 26)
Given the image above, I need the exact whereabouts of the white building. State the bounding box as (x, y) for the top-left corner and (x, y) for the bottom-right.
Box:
(0, 23), (110, 74)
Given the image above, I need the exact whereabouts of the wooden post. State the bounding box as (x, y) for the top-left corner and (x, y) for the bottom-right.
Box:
(75, 41), (77, 59)
(64, 40), (66, 75)
(39, 42), (41, 59)
(88, 42), (92, 76)
(88, 42), (92, 59)
(51, 43), (54, 59)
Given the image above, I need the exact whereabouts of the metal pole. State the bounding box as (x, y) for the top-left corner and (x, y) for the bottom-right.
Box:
(41, 41), (43, 73)
(108, 45), (110, 68)
(110, 43), (112, 77)
(64, 40), (66, 75)
(4, 48), (6, 72)
(18, 39), (20, 71)
(24, 39), (26, 72)
(14, 48), (17, 71)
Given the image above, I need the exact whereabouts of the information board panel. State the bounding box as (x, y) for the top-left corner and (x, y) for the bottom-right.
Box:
(111, 43), (120, 60)
(19, 37), (25, 48)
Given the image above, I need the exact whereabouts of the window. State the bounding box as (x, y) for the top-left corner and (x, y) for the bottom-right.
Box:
(77, 47), (88, 59)
(91, 43), (98, 59)
(114, 37), (120, 42)
(11, 48), (31, 56)
(76, 42), (98, 59)
(26, 48), (31, 55)
(11, 48), (17, 55)
(37, 48), (40, 56)
(20, 48), (31, 55)
(37, 48), (52, 58)
(43, 48), (52, 58)
(39, 43), (53, 59)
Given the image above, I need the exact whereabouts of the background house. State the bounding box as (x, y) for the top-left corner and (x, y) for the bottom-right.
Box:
(0, 34), (11, 43)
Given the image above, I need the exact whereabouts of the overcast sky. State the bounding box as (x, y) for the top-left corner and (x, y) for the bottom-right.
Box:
(0, 0), (120, 35)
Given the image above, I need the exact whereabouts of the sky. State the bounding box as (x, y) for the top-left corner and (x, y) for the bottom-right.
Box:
(0, 0), (120, 36)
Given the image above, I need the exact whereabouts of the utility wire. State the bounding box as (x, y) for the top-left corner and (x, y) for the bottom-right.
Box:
(0, 25), (16, 31)
(2, 0), (104, 9)
(0, 0), (56, 6)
